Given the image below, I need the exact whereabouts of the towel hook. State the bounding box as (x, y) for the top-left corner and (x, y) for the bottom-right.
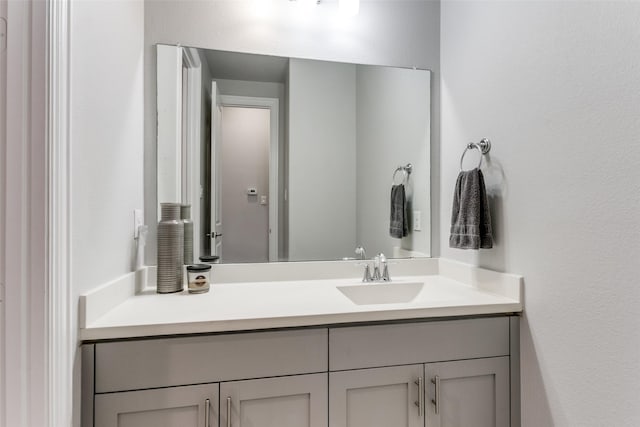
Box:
(392, 163), (413, 185)
(460, 138), (491, 171)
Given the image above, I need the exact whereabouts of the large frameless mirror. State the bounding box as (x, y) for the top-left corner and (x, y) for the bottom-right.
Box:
(157, 45), (431, 264)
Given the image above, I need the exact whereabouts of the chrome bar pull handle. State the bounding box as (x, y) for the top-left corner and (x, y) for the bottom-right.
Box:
(414, 377), (424, 416)
(431, 375), (440, 414)
(204, 399), (211, 427)
(226, 397), (232, 427)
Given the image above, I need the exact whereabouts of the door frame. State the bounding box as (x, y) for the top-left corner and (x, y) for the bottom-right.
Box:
(2, 0), (55, 425)
(48, 0), (72, 425)
(219, 95), (280, 262)
(0, 2), (217, 426)
(181, 47), (202, 262)
(209, 81), (222, 258)
(157, 44), (202, 261)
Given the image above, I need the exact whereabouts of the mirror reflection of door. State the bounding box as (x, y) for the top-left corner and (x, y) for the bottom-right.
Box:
(202, 90), (278, 263)
(220, 105), (270, 263)
(204, 91), (279, 264)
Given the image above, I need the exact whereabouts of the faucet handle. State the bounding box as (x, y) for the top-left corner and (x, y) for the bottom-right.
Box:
(362, 264), (373, 282)
(382, 263), (391, 281)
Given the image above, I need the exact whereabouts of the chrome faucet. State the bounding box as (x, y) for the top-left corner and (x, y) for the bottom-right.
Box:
(372, 254), (382, 281)
(362, 253), (391, 283)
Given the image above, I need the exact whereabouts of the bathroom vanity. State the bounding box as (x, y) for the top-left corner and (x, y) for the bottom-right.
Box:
(80, 259), (522, 427)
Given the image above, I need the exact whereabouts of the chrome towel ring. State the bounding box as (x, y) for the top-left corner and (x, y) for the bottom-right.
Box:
(392, 163), (413, 185)
(460, 138), (491, 171)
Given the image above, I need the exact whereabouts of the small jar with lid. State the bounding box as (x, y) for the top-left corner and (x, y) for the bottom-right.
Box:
(186, 264), (212, 294)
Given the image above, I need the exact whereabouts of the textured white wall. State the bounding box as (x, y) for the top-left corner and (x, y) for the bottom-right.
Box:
(288, 58), (357, 260)
(440, 2), (640, 425)
(70, 0), (144, 301)
(70, 0), (144, 424)
(144, 0), (439, 68)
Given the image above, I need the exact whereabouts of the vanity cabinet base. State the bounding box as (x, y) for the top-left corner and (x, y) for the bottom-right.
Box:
(83, 315), (520, 427)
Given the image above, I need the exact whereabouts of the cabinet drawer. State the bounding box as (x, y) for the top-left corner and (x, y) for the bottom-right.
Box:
(95, 328), (328, 393)
(329, 317), (509, 371)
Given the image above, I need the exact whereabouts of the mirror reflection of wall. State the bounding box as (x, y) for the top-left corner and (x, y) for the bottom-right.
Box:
(157, 45), (431, 264)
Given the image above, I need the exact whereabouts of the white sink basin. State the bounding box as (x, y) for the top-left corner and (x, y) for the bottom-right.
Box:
(337, 281), (424, 305)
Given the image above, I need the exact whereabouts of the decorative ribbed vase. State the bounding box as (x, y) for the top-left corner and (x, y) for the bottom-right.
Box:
(157, 203), (184, 293)
(181, 204), (194, 265)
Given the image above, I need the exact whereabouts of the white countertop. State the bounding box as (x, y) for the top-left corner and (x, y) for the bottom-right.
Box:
(80, 259), (523, 341)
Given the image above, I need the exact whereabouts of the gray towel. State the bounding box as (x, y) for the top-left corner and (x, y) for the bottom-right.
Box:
(390, 184), (408, 238)
(449, 169), (493, 249)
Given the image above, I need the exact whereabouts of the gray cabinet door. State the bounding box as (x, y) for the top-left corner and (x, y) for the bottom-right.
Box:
(425, 356), (510, 427)
(329, 364), (424, 427)
(94, 383), (219, 427)
(220, 373), (327, 427)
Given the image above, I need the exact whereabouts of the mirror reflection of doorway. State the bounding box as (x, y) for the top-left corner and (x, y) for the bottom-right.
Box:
(204, 93), (279, 264)
(220, 106), (270, 263)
